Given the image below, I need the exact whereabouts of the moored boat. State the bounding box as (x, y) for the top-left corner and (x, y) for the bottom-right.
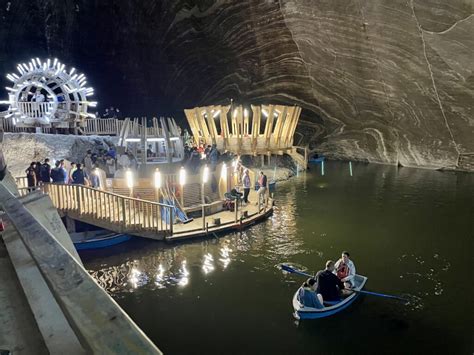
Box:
(308, 156), (325, 163)
(292, 274), (368, 319)
(72, 232), (132, 250)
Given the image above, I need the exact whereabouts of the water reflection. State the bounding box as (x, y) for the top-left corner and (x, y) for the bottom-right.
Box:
(219, 246), (231, 269)
(177, 260), (189, 286)
(155, 264), (166, 289)
(202, 253), (214, 274)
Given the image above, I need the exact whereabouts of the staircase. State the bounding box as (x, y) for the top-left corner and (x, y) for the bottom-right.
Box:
(288, 146), (308, 170)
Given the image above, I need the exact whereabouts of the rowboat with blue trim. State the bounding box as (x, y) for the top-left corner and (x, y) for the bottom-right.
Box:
(308, 156), (325, 163)
(72, 232), (132, 250)
(292, 274), (368, 319)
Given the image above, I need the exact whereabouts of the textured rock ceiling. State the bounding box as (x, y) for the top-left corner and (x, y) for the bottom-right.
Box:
(0, 0), (473, 169)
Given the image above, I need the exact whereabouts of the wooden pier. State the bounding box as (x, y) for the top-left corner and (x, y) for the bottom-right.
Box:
(18, 182), (273, 241)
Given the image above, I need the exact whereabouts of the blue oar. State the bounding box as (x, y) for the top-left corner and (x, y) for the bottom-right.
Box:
(280, 264), (408, 302)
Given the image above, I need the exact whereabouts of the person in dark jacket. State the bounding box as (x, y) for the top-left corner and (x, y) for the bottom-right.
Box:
(25, 162), (37, 189)
(34, 161), (42, 185)
(71, 163), (88, 185)
(315, 260), (345, 302)
(50, 161), (62, 183)
(58, 160), (68, 183)
(39, 158), (52, 183)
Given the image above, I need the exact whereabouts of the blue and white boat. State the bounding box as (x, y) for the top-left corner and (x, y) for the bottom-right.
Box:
(292, 274), (368, 319)
(308, 155), (325, 163)
(72, 232), (132, 250)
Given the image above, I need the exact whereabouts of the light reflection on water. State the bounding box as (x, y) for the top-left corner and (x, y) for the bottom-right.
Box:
(83, 162), (473, 354)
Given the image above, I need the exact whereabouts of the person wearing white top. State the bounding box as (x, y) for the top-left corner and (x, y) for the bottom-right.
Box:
(33, 90), (45, 102)
(242, 168), (251, 204)
(334, 251), (356, 288)
(118, 152), (131, 169)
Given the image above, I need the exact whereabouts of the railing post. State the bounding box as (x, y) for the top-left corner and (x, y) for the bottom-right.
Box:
(76, 186), (82, 214)
(121, 198), (126, 229)
(169, 207), (173, 236)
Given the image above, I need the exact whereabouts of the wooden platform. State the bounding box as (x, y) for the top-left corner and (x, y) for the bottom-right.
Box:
(18, 183), (273, 242)
(169, 190), (273, 241)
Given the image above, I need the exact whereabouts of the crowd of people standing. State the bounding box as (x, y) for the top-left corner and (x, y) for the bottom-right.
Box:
(184, 143), (220, 174)
(25, 147), (120, 189)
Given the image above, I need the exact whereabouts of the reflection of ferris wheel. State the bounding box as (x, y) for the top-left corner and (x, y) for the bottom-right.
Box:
(0, 58), (97, 127)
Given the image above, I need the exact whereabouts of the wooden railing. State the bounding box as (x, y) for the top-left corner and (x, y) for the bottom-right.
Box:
(18, 102), (55, 119)
(37, 184), (174, 236)
(83, 118), (125, 135)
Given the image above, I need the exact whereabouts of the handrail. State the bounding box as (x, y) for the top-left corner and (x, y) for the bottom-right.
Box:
(39, 183), (174, 235)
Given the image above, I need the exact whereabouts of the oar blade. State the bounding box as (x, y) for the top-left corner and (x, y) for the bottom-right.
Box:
(280, 264), (312, 277)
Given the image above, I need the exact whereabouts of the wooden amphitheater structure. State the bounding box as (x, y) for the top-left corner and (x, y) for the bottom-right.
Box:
(184, 104), (307, 168)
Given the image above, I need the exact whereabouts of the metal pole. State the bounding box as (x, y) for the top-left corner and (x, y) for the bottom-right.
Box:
(156, 188), (161, 220)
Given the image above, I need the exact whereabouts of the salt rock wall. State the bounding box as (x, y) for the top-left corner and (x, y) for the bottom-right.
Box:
(0, 0), (472, 170)
(2, 133), (115, 177)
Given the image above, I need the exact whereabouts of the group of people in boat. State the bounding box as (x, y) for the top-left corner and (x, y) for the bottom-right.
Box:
(298, 251), (356, 309)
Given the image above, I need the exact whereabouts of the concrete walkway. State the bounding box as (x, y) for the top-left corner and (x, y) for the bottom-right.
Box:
(0, 238), (48, 354)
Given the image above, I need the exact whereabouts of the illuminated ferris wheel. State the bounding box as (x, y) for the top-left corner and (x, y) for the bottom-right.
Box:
(0, 58), (97, 127)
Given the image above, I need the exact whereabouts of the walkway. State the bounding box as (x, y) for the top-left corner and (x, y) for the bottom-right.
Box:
(0, 175), (162, 354)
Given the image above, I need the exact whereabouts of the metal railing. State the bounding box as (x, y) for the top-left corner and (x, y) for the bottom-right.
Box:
(83, 118), (125, 135)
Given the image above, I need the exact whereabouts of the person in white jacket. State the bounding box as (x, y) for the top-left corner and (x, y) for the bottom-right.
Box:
(334, 251), (356, 288)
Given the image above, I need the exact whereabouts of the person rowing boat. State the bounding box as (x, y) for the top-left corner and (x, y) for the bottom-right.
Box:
(315, 260), (345, 302)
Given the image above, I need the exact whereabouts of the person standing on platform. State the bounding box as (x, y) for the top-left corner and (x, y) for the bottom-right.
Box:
(25, 162), (37, 190)
(118, 151), (131, 170)
(50, 161), (63, 183)
(84, 150), (93, 175)
(256, 171), (267, 205)
(90, 165), (100, 188)
(68, 163), (77, 184)
(34, 161), (42, 185)
(105, 155), (116, 178)
(71, 164), (89, 185)
(33, 89), (45, 102)
(209, 144), (219, 171)
(242, 168), (251, 204)
(39, 158), (52, 183)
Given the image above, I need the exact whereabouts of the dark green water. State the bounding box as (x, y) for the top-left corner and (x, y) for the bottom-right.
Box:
(83, 161), (473, 354)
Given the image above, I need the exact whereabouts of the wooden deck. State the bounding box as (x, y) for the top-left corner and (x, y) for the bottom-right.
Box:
(17, 183), (273, 241)
(169, 189), (273, 241)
